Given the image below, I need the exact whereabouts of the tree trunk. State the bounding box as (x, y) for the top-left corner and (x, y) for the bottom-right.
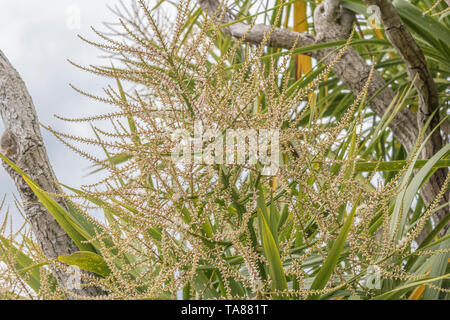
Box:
(0, 50), (106, 299)
(363, 0), (449, 242)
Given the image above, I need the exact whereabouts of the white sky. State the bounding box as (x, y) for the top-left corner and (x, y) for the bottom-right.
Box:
(0, 1), (126, 226)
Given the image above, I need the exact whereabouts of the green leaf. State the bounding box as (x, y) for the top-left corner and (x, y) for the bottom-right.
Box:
(0, 236), (42, 292)
(60, 184), (146, 280)
(308, 194), (361, 299)
(112, 65), (141, 146)
(0, 153), (96, 253)
(371, 273), (450, 300)
(259, 208), (287, 297)
(277, 204), (289, 231)
(423, 233), (449, 299)
(58, 251), (111, 278)
(390, 143), (450, 242)
(393, 0), (450, 56)
(87, 153), (132, 176)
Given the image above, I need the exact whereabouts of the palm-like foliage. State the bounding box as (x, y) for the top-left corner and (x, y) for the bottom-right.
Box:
(0, 0), (448, 300)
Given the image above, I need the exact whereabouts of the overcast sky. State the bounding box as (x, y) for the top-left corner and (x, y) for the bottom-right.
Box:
(0, 1), (125, 225)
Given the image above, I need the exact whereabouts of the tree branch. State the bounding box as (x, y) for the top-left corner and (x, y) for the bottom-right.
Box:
(198, 0), (317, 54)
(363, 0), (441, 135)
(0, 50), (106, 299)
(198, 0), (419, 150)
(312, 0), (419, 150)
(363, 0), (448, 243)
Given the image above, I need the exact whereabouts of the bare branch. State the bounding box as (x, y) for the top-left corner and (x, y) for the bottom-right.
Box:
(198, 0), (317, 54)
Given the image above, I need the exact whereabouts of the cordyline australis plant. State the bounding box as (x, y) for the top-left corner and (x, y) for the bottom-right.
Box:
(0, 0), (449, 300)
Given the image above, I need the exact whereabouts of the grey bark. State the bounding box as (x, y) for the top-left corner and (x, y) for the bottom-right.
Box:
(0, 50), (106, 299)
(312, 0), (419, 152)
